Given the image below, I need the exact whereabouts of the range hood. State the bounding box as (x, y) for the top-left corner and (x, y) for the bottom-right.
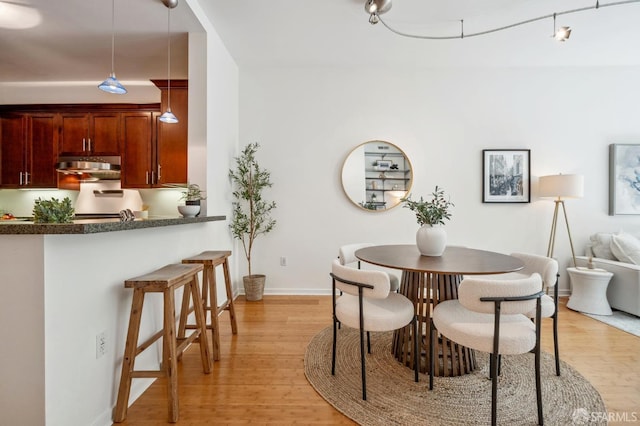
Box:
(56, 156), (121, 181)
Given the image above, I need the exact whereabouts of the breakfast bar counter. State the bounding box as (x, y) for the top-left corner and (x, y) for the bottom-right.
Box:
(0, 215), (231, 426)
(0, 215), (225, 234)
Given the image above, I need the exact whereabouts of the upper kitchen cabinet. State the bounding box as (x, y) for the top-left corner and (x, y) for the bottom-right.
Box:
(121, 81), (188, 189)
(121, 111), (158, 187)
(0, 112), (58, 188)
(151, 80), (188, 186)
(59, 112), (120, 155)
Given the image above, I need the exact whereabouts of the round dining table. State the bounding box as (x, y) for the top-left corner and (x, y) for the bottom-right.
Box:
(355, 244), (524, 377)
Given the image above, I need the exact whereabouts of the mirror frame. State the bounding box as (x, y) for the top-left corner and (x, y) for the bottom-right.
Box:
(341, 140), (413, 212)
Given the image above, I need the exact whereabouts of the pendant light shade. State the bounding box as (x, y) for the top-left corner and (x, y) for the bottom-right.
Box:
(159, 109), (179, 123)
(98, 0), (127, 94)
(159, 3), (178, 123)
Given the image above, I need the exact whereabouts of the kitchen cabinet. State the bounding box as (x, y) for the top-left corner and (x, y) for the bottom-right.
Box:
(59, 112), (120, 155)
(0, 112), (58, 188)
(121, 111), (157, 187)
(152, 79), (188, 186)
(121, 80), (188, 188)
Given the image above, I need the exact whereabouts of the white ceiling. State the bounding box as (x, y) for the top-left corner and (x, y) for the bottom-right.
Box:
(1, 0), (640, 86)
(0, 0), (201, 83)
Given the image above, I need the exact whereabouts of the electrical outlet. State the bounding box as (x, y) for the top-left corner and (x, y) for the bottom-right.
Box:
(280, 256), (287, 266)
(96, 331), (107, 359)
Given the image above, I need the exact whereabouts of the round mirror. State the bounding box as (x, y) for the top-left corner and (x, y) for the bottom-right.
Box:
(341, 140), (413, 211)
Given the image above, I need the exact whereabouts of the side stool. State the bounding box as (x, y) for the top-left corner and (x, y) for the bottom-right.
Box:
(181, 250), (238, 361)
(114, 263), (211, 423)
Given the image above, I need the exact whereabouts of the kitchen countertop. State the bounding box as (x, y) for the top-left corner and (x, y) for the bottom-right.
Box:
(0, 215), (226, 235)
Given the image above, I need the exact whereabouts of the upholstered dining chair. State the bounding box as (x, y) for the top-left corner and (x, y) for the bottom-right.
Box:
(482, 253), (560, 376)
(338, 243), (400, 292)
(331, 258), (418, 401)
(338, 243), (401, 352)
(430, 273), (545, 426)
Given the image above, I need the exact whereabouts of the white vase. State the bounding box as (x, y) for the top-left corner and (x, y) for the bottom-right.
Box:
(178, 205), (200, 218)
(416, 224), (447, 256)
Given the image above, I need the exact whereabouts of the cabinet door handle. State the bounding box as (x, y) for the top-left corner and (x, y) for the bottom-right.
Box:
(157, 165), (162, 181)
(19, 172), (23, 185)
(88, 138), (92, 152)
(145, 171), (149, 185)
(82, 138), (86, 151)
(24, 172), (29, 185)
(151, 171), (156, 184)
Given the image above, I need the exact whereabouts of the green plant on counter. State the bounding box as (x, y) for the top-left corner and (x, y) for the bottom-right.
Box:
(32, 197), (75, 223)
(180, 183), (206, 203)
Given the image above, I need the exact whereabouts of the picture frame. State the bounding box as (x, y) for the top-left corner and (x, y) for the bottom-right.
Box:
(482, 149), (531, 203)
(609, 143), (640, 215)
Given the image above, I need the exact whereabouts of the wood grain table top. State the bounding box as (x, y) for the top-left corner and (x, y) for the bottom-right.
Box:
(355, 245), (524, 275)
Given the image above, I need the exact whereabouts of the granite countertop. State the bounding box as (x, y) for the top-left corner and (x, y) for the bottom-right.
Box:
(0, 215), (226, 235)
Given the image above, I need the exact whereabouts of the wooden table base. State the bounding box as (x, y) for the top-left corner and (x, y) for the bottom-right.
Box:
(392, 271), (476, 376)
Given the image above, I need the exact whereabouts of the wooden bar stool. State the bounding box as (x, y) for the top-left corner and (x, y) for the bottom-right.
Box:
(114, 263), (211, 424)
(180, 250), (237, 361)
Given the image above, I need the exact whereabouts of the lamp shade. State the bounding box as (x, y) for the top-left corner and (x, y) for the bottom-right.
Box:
(539, 174), (584, 199)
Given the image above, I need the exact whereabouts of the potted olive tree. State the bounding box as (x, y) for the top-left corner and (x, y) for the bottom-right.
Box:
(401, 186), (454, 256)
(229, 142), (277, 301)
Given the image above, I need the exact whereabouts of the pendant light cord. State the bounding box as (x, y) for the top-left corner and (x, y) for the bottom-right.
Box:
(166, 7), (172, 111)
(110, 0), (116, 76)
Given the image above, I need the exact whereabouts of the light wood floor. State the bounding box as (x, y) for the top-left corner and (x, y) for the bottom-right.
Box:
(116, 296), (640, 425)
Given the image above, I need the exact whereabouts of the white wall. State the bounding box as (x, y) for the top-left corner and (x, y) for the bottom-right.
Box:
(0, 2), (239, 425)
(238, 66), (640, 295)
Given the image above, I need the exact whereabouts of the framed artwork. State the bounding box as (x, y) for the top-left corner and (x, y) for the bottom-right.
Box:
(482, 149), (531, 203)
(609, 144), (640, 215)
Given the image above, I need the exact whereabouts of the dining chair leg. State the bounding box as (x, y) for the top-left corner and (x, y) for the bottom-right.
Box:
(553, 273), (561, 376)
(535, 343), (544, 425)
(553, 312), (560, 376)
(428, 319), (434, 390)
(490, 352), (498, 426)
(331, 316), (337, 376)
(367, 331), (371, 354)
(413, 315), (419, 383)
(359, 325), (367, 400)
(358, 288), (367, 401)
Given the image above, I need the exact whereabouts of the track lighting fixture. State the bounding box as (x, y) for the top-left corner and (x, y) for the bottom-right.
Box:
(553, 13), (572, 42)
(365, 0), (640, 41)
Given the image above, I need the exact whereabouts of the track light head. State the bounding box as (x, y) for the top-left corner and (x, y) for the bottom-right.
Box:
(365, 0), (391, 21)
(554, 26), (572, 41)
(364, 0), (391, 15)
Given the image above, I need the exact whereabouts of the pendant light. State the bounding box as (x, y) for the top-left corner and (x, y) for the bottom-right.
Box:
(98, 0), (127, 94)
(159, 0), (178, 124)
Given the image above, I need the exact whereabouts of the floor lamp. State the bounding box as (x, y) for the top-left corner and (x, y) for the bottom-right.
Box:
(539, 174), (584, 267)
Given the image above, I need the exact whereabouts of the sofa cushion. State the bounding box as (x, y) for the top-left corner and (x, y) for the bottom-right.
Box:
(589, 233), (616, 260)
(610, 232), (640, 264)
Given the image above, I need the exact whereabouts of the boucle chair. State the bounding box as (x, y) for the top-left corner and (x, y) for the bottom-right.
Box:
(483, 253), (560, 375)
(331, 258), (418, 400)
(338, 243), (400, 292)
(338, 243), (400, 351)
(430, 273), (544, 426)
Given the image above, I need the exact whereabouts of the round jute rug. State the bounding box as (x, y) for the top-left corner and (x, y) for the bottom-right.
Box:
(304, 326), (606, 426)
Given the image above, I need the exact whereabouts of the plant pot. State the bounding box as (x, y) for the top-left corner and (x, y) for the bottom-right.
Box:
(416, 224), (447, 256)
(178, 205), (200, 218)
(243, 274), (266, 301)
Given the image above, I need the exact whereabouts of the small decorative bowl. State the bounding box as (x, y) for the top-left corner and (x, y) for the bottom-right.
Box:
(177, 205), (200, 218)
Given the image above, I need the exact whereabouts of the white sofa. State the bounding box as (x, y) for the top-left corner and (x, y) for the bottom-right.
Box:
(575, 232), (640, 317)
